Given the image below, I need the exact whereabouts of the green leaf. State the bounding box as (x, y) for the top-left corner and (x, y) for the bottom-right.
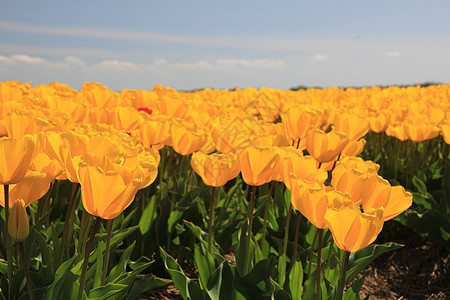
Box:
(278, 253), (288, 287)
(343, 274), (365, 300)
(243, 257), (276, 285)
(184, 220), (221, 255)
(412, 175), (427, 195)
(33, 229), (55, 285)
(93, 242), (104, 289)
(88, 283), (127, 299)
(207, 261), (235, 300)
(160, 247), (205, 300)
(125, 276), (172, 300)
(139, 195), (157, 234)
(168, 210), (184, 233)
(43, 256), (77, 300)
(269, 278), (291, 300)
(110, 225), (139, 249)
(288, 259), (303, 299)
(107, 241), (136, 283)
(346, 242), (403, 284)
(0, 259), (6, 275)
(194, 244), (216, 291)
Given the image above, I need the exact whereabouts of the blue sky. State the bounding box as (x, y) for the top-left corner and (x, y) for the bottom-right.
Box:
(1, 0), (449, 91)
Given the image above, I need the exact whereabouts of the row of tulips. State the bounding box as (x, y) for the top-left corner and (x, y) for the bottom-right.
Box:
(0, 80), (446, 299)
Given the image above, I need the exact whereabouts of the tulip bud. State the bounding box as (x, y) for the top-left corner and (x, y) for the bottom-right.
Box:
(8, 199), (29, 242)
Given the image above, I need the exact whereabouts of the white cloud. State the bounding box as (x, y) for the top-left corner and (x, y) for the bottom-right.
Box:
(95, 60), (139, 71)
(154, 59), (168, 66)
(312, 54), (328, 62)
(385, 51), (400, 57)
(173, 61), (214, 70)
(10, 54), (46, 64)
(65, 56), (87, 68)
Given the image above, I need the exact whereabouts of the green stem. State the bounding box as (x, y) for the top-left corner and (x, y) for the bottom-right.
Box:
(243, 186), (257, 274)
(290, 213), (303, 270)
(18, 242), (34, 300)
(78, 217), (101, 300)
(282, 203), (293, 257)
(337, 251), (350, 300)
(261, 182), (275, 256)
(4, 184), (13, 300)
(308, 227), (319, 278)
(208, 187), (216, 253)
(326, 238), (334, 268)
(101, 219), (114, 285)
(316, 229), (323, 299)
(60, 183), (80, 263)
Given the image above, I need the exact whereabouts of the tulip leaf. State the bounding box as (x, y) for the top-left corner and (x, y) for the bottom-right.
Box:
(343, 274), (366, 300)
(168, 210), (184, 233)
(412, 175), (427, 195)
(288, 259), (303, 300)
(110, 225), (139, 249)
(277, 253), (287, 287)
(194, 244), (216, 291)
(139, 195), (157, 234)
(184, 220), (221, 255)
(346, 242), (403, 284)
(243, 256), (276, 284)
(88, 283), (127, 299)
(0, 259), (6, 275)
(125, 275), (172, 300)
(93, 242), (104, 289)
(160, 247), (206, 300)
(207, 261), (234, 300)
(32, 229), (55, 285)
(269, 278), (291, 300)
(107, 241), (136, 283)
(43, 256), (77, 300)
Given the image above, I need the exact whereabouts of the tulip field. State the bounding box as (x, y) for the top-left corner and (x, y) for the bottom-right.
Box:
(0, 81), (449, 299)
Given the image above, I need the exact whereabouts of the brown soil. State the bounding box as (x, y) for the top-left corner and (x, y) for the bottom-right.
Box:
(139, 228), (449, 300)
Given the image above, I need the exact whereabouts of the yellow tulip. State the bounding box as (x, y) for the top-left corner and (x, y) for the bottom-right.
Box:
(8, 199), (29, 242)
(77, 156), (143, 219)
(279, 147), (327, 190)
(239, 145), (280, 186)
(0, 135), (36, 184)
(171, 121), (206, 155)
(325, 195), (384, 252)
(306, 128), (349, 163)
(341, 139), (366, 157)
(360, 175), (392, 213)
(333, 113), (370, 141)
(283, 108), (322, 140)
(290, 180), (329, 228)
(191, 152), (240, 187)
(1, 170), (53, 208)
(381, 186), (412, 221)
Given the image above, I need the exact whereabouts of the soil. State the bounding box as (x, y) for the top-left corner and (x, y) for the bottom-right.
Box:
(138, 226), (449, 300)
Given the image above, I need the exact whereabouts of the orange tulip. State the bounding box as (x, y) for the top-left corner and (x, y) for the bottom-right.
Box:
(325, 195), (384, 252)
(341, 139), (366, 157)
(360, 175), (391, 214)
(306, 128), (349, 163)
(8, 199), (29, 242)
(1, 170), (53, 208)
(283, 108), (322, 140)
(191, 152), (240, 187)
(380, 186), (412, 221)
(290, 180), (329, 228)
(171, 121), (206, 155)
(333, 113), (370, 141)
(77, 155), (143, 219)
(279, 147), (327, 190)
(239, 145), (280, 186)
(0, 135), (36, 184)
